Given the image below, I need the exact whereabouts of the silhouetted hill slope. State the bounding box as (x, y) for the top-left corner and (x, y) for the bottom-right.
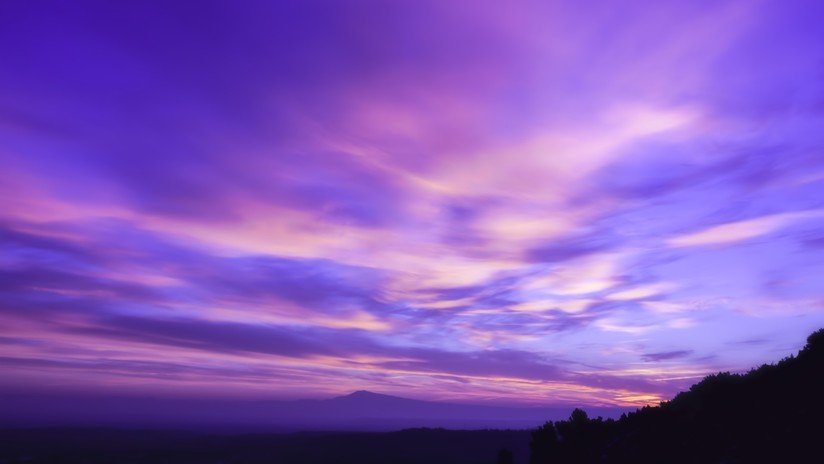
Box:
(530, 329), (824, 464)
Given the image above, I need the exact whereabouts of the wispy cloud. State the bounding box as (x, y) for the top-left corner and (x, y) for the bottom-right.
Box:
(667, 211), (824, 248)
(1, 0), (824, 408)
(641, 350), (693, 362)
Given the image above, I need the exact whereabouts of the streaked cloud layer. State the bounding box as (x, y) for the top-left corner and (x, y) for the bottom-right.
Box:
(2, 0), (824, 407)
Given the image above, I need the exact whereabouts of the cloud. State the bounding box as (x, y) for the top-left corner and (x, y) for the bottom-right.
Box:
(800, 233), (824, 249)
(641, 350), (693, 362)
(68, 315), (372, 359)
(377, 348), (564, 382)
(2, 0), (824, 409)
(525, 232), (618, 264)
(607, 283), (678, 301)
(667, 210), (824, 248)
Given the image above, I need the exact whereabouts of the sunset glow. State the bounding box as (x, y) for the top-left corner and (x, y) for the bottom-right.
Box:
(2, 0), (824, 409)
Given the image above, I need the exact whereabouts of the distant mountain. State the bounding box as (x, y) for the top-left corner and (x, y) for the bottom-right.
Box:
(530, 328), (824, 463)
(261, 390), (630, 431)
(0, 387), (631, 432)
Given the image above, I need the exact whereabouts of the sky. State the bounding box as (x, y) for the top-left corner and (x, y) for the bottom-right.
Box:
(1, 0), (824, 410)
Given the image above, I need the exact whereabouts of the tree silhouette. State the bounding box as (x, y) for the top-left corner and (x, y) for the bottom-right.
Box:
(529, 328), (824, 464)
(530, 421), (558, 464)
(497, 447), (514, 464)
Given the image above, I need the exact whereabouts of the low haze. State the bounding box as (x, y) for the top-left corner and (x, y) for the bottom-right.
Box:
(2, 0), (824, 420)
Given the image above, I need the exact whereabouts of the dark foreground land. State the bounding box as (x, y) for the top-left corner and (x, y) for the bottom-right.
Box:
(0, 427), (531, 464)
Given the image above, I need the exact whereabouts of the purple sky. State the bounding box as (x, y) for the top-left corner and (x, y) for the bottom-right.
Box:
(1, 0), (824, 408)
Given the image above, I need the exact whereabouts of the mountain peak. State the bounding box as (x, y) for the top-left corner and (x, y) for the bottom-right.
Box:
(337, 390), (392, 400)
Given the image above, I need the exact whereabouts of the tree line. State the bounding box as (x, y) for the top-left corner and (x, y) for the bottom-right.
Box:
(526, 329), (824, 463)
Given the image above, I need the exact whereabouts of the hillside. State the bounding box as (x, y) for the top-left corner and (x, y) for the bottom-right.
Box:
(529, 329), (824, 464)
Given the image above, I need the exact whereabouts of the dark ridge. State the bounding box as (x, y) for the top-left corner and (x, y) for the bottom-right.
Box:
(529, 328), (824, 464)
